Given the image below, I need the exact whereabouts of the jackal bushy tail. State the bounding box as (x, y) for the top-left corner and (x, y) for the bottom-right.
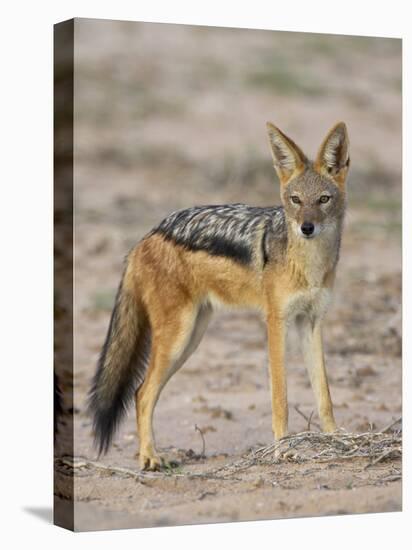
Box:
(88, 264), (150, 455)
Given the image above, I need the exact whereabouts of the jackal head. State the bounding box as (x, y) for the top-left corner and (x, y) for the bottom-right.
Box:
(266, 122), (350, 239)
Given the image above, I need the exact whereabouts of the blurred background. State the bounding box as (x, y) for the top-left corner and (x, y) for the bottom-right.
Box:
(74, 19), (401, 363)
(61, 19), (401, 525)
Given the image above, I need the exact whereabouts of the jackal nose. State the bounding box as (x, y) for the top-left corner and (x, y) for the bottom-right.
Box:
(301, 221), (315, 236)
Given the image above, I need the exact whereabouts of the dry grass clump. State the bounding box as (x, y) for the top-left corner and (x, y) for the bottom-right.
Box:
(249, 430), (400, 465)
(208, 421), (401, 479)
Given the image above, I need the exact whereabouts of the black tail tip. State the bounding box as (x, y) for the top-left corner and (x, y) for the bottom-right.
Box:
(94, 433), (111, 458)
(88, 394), (122, 457)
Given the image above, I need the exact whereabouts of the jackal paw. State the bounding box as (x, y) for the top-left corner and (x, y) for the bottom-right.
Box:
(139, 451), (165, 471)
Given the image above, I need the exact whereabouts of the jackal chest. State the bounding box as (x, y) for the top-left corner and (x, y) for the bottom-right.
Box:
(283, 286), (332, 322)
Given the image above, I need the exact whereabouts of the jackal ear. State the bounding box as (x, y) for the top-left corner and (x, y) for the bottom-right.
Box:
(266, 122), (307, 186)
(315, 122), (350, 186)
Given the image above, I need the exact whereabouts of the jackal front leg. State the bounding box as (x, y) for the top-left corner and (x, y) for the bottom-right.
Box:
(267, 312), (288, 439)
(297, 317), (337, 433)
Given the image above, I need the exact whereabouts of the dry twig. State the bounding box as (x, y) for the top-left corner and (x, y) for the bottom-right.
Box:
(381, 416), (402, 434)
(54, 456), (172, 481)
(294, 405), (320, 431)
(195, 424), (206, 457)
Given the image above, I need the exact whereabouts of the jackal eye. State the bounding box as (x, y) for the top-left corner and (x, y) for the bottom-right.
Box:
(290, 195), (301, 204)
(319, 195), (331, 204)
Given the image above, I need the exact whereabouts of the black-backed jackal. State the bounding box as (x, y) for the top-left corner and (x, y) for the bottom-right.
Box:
(88, 122), (350, 470)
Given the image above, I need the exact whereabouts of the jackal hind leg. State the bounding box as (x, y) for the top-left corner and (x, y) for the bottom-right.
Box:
(135, 302), (212, 470)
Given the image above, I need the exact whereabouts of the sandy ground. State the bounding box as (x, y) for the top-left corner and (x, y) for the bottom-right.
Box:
(54, 20), (402, 531)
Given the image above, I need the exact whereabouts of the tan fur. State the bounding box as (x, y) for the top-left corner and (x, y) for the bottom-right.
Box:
(96, 122), (349, 470)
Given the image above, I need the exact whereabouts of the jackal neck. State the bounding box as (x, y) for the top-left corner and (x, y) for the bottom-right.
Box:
(285, 219), (343, 288)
